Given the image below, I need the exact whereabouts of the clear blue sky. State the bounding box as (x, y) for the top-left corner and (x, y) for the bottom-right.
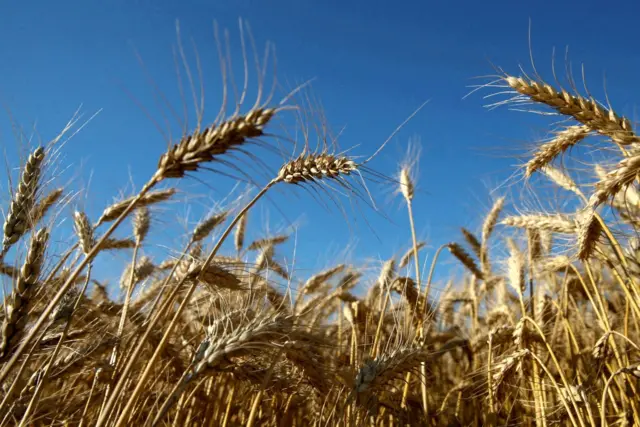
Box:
(2, 0), (640, 293)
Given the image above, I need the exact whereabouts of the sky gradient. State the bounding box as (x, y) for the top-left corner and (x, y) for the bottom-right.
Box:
(2, 0), (640, 293)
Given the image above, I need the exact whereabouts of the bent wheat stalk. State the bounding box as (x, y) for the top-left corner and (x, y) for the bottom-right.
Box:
(109, 152), (359, 426)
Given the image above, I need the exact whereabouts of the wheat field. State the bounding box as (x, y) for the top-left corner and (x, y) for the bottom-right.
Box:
(1, 23), (639, 427)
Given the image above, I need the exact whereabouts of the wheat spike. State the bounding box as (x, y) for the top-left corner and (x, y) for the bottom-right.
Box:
(155, 108), (277, 180)
(97, 188), (176, 225)
(399, 242), (426, 269)
(501, 214), (577, 234)
(133, 207), (150, 244)
(276, 153), (357, 184)
(0, 228), (49, 360)
(447, 242), (484, 279)
(2, 147), (46, 256)
(192, 211), (228, 243)
(234, 212), (248, 252)
(73, 211), (94, 255)
(505, 75), (639, 146)
(526, 125), (590, 177)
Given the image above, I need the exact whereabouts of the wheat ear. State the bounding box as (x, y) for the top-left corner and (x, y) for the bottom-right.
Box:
(505, 75), (640, 146)
(526, 125), (590, 177)
(0, 228), (49, 360)
(2, 147), (45, 258)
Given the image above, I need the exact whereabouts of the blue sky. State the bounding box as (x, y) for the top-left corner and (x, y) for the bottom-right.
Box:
(2, 0), (640, 295)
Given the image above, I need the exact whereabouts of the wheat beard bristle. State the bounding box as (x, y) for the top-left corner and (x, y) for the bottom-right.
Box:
(155, 108), (276, 181)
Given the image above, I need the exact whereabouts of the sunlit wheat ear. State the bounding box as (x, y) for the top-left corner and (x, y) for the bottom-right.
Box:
(353, 338), (468, 397)
(120, 256), (154, 290)
(501, 214), (577, 234)
(302, 264), (346, 294)
(154, 107), (278, 181)
(481, 197), (505, 275)
(73, 211), (94, 256)
(275, 152), (358, 185)
(198, 263), (243, 291)
(482, 197), (504, 245)
(375, 259), (396, 292)
(234, 212), (248, 252)
(595, 164), (640, 218)
(247, 234), (289, 251)
(591, 152), (640, 208)
(576, 207), (601, 260)
(592, 332), (612, 361)
(133, 207), (150, 244)
(30, 188), (63, 225)
(154, 312), (295, 421)
(0, 228), (48, 360)
(399, 167), (414, 202)
(506, 238), (525, 295)
(96, 188), (176, 225)
(501, 75), (640, 146)
(192, 211), (228, 243)
(492, 349), (529, 396)
(526, 125), (590, 177)
(540, 167), (582, 198)
(2, 147), (45, 257)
